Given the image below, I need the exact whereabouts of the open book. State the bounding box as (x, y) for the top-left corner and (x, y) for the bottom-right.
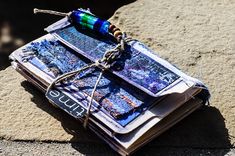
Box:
(9, 17), (210, 156)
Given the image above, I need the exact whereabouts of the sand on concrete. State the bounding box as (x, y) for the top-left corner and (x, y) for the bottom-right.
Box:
(0, 0), (234, 150)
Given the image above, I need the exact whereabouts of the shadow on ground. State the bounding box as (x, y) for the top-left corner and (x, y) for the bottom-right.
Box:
(135, 106), (232, 155)
(0, 0), (136, 70)
(21, 81), (232, 155)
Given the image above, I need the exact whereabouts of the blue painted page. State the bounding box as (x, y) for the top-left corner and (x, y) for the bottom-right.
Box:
(52, 26), (180, 96)
(24, 39), (157, 126)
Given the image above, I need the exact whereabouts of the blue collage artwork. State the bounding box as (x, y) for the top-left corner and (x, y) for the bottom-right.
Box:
(25, 38), (156, 126)
(54, 26), (180, 96)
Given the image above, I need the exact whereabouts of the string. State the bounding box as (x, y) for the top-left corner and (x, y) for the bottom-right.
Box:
(46, 35), (133, 128)
(34, 8), (68, 17)
(33, 8), (136, 128)
(83, 69), (104, 128)
(46, 63), (96, 93)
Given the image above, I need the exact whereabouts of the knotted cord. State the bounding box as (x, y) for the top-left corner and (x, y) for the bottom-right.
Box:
(34, 8), (135, 128)
(46, 33), (133, 128)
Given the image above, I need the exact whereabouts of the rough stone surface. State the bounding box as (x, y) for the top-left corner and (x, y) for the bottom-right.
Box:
(0, 0), (234, 154)
(0, 68), (98, 143)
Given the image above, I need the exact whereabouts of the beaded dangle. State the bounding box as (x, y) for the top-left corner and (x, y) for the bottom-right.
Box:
(34, 8), (133, 128)
(34, 8), (123, 42)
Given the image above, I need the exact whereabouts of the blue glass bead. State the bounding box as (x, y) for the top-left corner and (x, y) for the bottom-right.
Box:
(70, 10), (111, 35)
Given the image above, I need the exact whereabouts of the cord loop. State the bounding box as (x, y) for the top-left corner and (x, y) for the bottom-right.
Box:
(46, 33), (133, 128)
